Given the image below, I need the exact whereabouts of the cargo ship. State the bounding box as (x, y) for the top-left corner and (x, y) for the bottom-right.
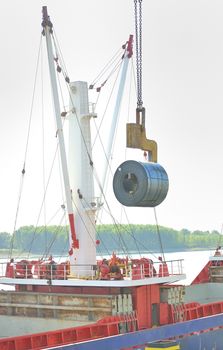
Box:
(0, 2), (223, 350)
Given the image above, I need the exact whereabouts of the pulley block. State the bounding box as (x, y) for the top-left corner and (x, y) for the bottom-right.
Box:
(113, 160), (169, 207)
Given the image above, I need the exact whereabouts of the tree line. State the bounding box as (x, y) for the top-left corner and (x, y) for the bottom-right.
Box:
(0, 224), (221, 256)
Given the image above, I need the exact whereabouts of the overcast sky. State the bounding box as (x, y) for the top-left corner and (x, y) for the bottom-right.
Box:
(1, 0), (223, 234)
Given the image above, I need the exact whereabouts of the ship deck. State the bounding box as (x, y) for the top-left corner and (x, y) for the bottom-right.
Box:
(0, 273), (186, 287)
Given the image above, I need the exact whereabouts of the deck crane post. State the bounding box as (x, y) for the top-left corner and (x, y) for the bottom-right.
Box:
(113, 0), (169, 208)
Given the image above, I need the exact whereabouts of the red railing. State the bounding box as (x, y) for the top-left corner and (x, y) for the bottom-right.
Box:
(2, 258), (184, 281)
(170, 301), (223, 323)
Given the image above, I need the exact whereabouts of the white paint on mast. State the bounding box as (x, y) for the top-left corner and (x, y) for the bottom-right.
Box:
(68, 81), (97, 270)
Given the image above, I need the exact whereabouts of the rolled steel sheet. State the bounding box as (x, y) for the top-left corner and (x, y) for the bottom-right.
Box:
(113, 160), (169, 207)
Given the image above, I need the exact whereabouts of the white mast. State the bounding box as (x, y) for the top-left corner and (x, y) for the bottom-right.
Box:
(68, 81), (97, 270)
(42, 7), (79, 268)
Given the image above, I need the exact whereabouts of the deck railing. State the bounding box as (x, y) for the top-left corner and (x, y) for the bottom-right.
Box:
(0, 258), (184, 281)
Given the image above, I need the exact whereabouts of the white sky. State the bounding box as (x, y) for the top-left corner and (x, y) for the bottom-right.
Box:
(1, 0), (223, 234)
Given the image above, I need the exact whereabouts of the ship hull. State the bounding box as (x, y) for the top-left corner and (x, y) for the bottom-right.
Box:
(58, 324), (223, 350)
(38, 313), (223, 350)
(1, 310), (223, 349)
(41, 327), (223, 350)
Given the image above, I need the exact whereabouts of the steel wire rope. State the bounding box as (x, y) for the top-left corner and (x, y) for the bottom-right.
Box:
(23, 208), (64, 259)
(55, 69), (72, 222)
(90, 56), (125, 211)
(113, 203), (165, 262)
(56, 66), (68, 115)
(112, 215), (160, 261)
(153, 207), (165, 262)
(91, 60), (124, 216)
(53, 29), (123, 93)
(123, 214), (162, 260)
(20, 37), (66, 259)
(57, 224), (70, 263)
(117, 211), (142, 259)
(41, 40), (48, 252)
(16, 207), (58, 259)
(47, 66), (67, 217)
(117, 180), (158, 259)
(118, 58), (136, 219)
(92, 68), (141, 256)
(92, 137), (130, 255)
(109, 196), (143, 258)
(135, 1), (165, 261)
(52, 31), (69, 79)
(30, 207), (66, 259)
(14, 206), (65, 260)
(24, 143), (63, 257)
(108, 58), (143, 258)
(88, 53), (125, 160)
(95, 58), (143, 258)
(57, 142), (66, 211)
(9, 35), (43, 259)
(92, 58), (123, 92)
(91, 45), (128, 150)
(216, 224), (223, 250)
(89, 47), (124, 87)
(100, 192), (160, 260)
(45, 206), (70, 263)
(51, 28), (126, 189)
(95, 203), (135, 256)
(92, 168), (130, 256)
(91, 53), (128, 228)
(25, 86), (69, 257)
(114, 2), (165, 261)
(134, 0), (143, 108)
(10, 40), (63, 259)
(41, 211), (67, 259)
(93, 161), (131, 252)
(55, 62), (80, 223)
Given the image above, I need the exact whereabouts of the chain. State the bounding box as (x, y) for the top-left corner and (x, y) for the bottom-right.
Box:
(134, 0), (143, 109)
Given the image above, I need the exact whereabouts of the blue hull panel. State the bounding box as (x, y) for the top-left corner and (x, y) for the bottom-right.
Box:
(179, 328), (223, 350)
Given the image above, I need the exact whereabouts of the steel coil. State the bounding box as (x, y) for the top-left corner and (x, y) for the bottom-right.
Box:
(113, 160), (169, 207)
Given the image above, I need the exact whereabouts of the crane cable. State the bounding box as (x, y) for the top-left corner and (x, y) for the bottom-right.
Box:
(134, 0), (166, 261)
(134, 0), (143, 109)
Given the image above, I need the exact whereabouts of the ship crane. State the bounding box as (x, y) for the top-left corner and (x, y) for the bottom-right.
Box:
(113, 0), (169, 208)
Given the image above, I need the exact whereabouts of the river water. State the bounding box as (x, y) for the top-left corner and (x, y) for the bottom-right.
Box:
(163, 250), (212, 284)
